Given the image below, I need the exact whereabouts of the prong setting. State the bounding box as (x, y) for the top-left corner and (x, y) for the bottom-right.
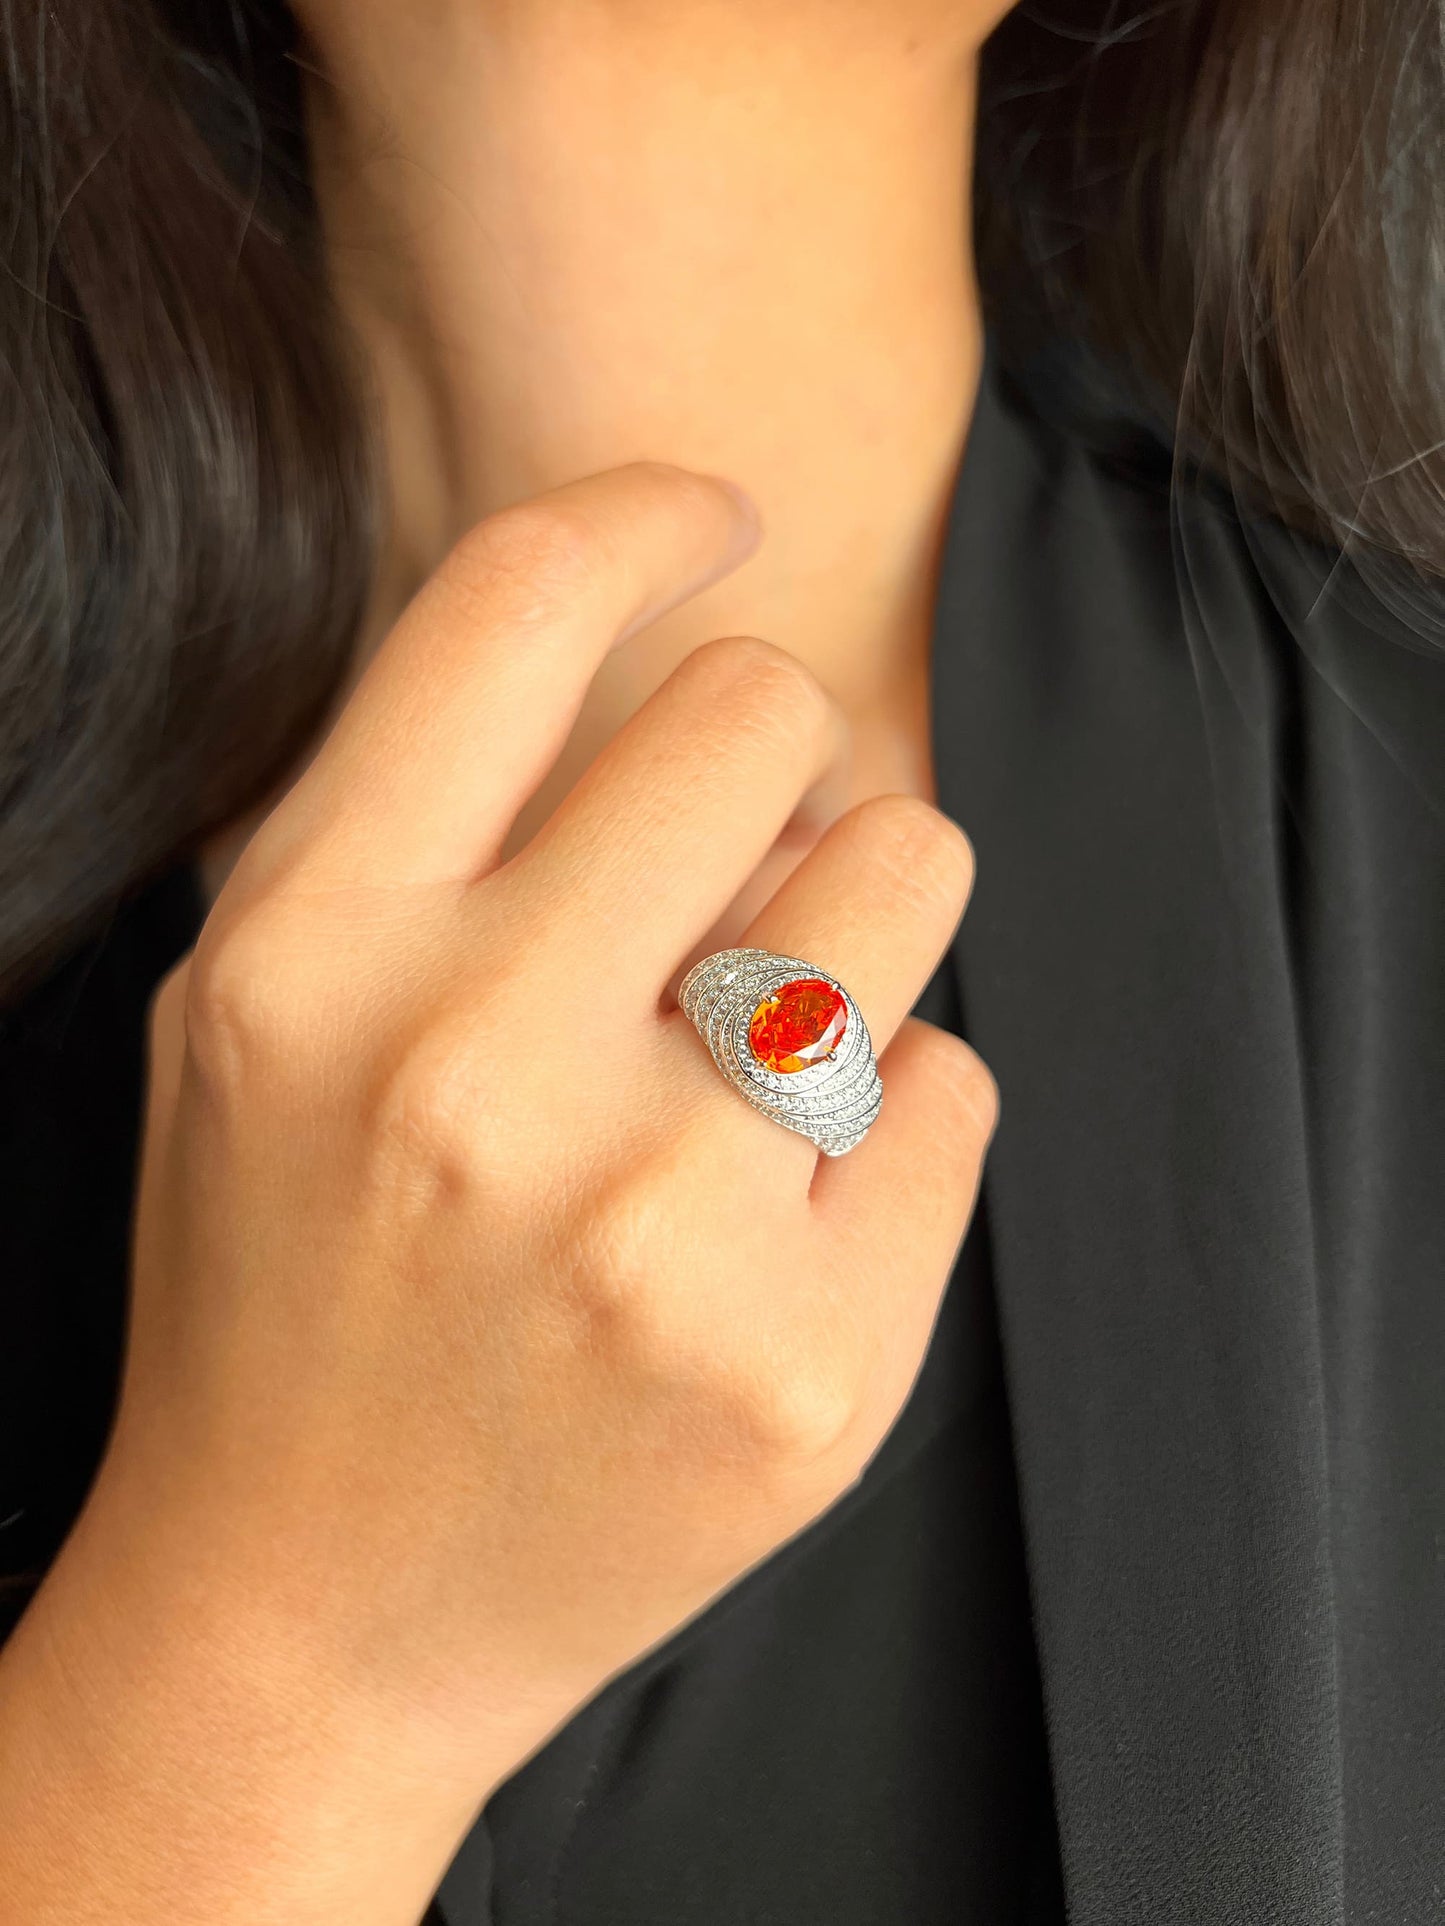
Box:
(678, 948), (882, 1156)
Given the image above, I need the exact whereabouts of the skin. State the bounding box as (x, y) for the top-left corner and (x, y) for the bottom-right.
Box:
(0, 5), (1008, 1921)
(201, 0), (1006, 923)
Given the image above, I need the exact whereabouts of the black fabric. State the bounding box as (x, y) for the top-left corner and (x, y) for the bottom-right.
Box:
(934, 347), (1445, 1922)
(2, 339), (1443, 1921)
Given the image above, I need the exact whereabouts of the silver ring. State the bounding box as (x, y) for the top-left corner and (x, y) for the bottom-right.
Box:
(678, 948), (882, 1157)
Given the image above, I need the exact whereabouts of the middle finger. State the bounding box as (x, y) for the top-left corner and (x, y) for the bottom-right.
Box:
(508, 635), (846, 974)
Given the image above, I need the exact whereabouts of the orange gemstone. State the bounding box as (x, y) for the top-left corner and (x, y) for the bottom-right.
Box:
(748, 978), (847, 1074)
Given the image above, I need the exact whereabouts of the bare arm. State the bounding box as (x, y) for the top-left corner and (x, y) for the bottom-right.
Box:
(0, 1493), (502, 1923)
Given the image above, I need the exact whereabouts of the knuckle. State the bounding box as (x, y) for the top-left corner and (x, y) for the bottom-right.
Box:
(730, 1343), (864, 1471)
(853, 795), (975, 911)
(960, 1049), (1001, 1137)
(937, 1034), (1001, 1139)
(564, 1162), (680, 1335)
(448, 501), (614, 621)
(363, 1031), (487, 1186)
(183, 907), (298, 1082)
(679, 635), (830, 741)
(566, 1168), (865, 1474)
(602, 460), (749, 535)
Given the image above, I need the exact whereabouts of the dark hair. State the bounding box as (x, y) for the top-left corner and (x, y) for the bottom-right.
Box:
(1, 0), (1441, 997)
(0, 0), (370, 1000)
(975, 0), (1445, 572)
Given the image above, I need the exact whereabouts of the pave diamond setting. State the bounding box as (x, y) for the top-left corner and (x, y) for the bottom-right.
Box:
(678, 948), (882, 1156)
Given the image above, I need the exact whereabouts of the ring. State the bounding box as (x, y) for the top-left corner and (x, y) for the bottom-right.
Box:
(678, 948), (882, 1157)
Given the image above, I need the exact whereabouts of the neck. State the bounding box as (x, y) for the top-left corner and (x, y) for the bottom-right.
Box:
(302, 4), (985, 859)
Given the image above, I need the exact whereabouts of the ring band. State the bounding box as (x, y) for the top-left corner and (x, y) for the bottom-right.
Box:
(678, 948), (882, 1157)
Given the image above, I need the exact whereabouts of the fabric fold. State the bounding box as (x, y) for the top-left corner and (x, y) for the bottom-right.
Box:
(934, 345), (1444, 1922)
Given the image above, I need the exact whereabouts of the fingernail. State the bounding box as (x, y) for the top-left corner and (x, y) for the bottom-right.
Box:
(708, 475), (764, 552)
(611, 474), (762, 652)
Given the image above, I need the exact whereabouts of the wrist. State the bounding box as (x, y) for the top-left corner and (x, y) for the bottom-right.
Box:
(0, 1458), (528, 1924)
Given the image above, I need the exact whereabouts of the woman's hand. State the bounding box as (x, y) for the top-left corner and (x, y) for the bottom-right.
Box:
(0, 463), (995, 1924)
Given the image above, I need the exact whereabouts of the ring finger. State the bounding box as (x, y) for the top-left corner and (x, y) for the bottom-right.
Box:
(738, 792), (973, 1053)
(669, 792), (974, 1157)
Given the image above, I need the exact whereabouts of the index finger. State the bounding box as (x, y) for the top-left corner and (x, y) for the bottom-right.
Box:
(250, 461), (760, 891)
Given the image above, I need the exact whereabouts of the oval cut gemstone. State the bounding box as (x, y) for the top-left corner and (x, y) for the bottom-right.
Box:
(748, 978), (847, 1074)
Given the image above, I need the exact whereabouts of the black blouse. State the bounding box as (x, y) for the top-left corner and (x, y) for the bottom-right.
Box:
(2, 339), (1442, 1923)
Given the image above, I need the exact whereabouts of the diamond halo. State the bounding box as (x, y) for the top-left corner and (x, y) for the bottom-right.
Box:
(678, 947), (882, 1157)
